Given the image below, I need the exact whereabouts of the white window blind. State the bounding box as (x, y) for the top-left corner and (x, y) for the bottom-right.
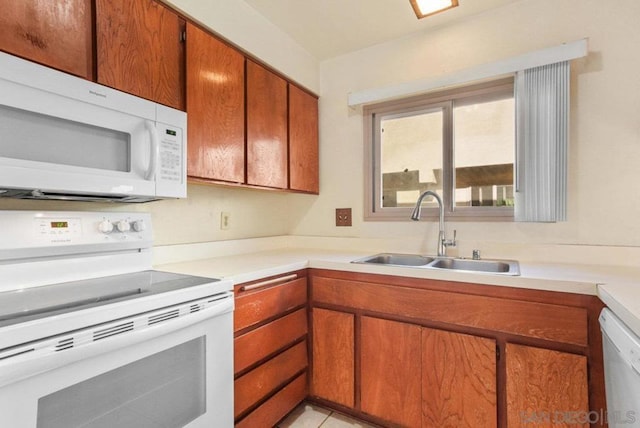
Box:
(514, 61), (569, 222)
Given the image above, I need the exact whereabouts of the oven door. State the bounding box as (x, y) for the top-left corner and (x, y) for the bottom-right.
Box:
(0, 293), (233, 428)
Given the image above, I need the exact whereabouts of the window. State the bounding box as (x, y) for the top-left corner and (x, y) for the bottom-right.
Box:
(364, 78), (515, 221)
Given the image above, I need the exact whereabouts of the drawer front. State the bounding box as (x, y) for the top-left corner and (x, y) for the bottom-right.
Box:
(234, 308), (308, 374)
(235, 276), (307, 333)
(235, 372), (307, 428)
(312, 276), (588, 346)
(234, 340), (308, 418)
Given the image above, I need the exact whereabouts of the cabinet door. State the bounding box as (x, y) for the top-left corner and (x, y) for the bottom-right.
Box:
(246, 60), (288, 189)
(506, 343), (589, 428)
(311, 308), (354, 408)
(361, 316), (422, 427)
(289, 84), (319, 193)
(186, 23), (245, 183)
(0, 0), (93, 79)
(96, 0), (185, 110)
(422, 328), (497, 428)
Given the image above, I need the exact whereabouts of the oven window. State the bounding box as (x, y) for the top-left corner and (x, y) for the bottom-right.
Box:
(0, 104), (131, 172)
(36, 337), (206, 428)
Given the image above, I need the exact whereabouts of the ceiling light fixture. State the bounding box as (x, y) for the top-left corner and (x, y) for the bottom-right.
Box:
(410, 0), (459, 19)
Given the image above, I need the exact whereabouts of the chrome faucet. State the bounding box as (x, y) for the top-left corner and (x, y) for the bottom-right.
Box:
(411, 190), (456, 257)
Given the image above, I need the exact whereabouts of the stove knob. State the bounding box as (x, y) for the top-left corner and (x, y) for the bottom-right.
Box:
(132, 220), (146, 232)
(98, 220), (114, 234)
(116, 220), (131, 232)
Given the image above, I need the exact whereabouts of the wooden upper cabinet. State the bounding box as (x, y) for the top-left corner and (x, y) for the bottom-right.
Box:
(506, 343), (589, 428)
(186, 23), (245, 183)
(96, 0), (185, 110)
(0, 0), (93, 79)
(289, 84), (319, 194)
(246, 60), (288, 189)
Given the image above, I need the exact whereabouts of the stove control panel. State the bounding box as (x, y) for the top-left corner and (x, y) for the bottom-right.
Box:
(0, 211), (153, 256)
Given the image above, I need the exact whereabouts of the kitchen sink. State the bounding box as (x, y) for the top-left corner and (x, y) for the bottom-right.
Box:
(429, 258), (519, 275)
(353, 253), (434, 267)
(352, 253), (520, 276)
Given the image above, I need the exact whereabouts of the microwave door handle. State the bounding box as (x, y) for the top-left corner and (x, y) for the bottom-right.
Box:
(144, 120), (160, 180)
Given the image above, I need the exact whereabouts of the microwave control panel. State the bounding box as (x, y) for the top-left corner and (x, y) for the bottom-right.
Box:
(159, 126), (182, 184)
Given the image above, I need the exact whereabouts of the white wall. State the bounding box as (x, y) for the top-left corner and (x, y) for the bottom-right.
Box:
(292, 0), (640, 254)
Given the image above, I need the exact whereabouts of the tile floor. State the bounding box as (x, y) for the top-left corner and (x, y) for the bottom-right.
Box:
(278, 402), (377, 428)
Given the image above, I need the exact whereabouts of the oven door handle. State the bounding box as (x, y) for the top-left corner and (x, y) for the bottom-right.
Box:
(0, 293), (233, 389)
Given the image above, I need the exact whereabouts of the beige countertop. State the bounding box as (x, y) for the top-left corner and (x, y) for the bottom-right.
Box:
(155, 245), (640, 338)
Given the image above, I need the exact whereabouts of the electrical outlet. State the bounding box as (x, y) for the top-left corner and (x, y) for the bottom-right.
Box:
(220, 212), (230, 230)
(335, 208), (352, 227)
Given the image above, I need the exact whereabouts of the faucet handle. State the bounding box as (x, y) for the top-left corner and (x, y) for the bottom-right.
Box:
(444, 229), (457, 248)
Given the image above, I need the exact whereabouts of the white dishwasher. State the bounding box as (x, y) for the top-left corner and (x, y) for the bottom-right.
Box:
(600, 308), (640, 427)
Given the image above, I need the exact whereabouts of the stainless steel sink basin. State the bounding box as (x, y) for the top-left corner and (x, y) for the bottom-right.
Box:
(351, 253), (520, 276)
(429, 258), (519, 275)
(352, 253), (434, 267)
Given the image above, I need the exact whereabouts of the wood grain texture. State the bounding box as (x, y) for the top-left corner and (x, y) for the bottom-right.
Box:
(311, 276), (588, 346)
(186, 22), (245, 182)
(505, 344), (589, 428)
(234, 340), (308, 418)
(0, 0), (93, 78)
(234, 308), (307, 374)
(422, 328), (497, 428)
(246, 60), (288, 188)
(235, 372), (307, 428)
(289, 84), (319, 193)
(96, 0), (185, 110)
(234, 277), (307, 333)
(360, 316), (422, 428)
(311, 308), (355, 408)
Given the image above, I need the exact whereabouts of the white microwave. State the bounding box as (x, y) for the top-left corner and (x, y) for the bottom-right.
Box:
(0, 52), (186, 202)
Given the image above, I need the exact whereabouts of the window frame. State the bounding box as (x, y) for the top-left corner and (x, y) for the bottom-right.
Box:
(363, 77), (515, 222)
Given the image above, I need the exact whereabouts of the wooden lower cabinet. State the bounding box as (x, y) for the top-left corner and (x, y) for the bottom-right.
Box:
(235, 373), (308, 428)
(235, 340), (308, 418)
(311, 308), (355, 407)
(233, 272), (308, 426)
(361, 316), (422, 427)
(358, 317), (496, 428)
(308, 269), (605, 428)
(422, 328), (497, 428)
(506, 344), (589, 428)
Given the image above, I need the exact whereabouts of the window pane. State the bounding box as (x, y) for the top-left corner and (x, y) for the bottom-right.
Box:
(453, 97), (514, 207)
(380, 109), (443, 208)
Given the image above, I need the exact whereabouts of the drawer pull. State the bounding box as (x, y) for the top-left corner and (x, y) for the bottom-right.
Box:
(240, 274), (298, 292)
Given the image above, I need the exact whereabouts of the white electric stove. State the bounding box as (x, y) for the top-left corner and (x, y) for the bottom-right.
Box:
(0, 210), (234, 428)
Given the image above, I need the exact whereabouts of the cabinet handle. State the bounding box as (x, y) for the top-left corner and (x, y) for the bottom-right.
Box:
(240, 274), (298, 292)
